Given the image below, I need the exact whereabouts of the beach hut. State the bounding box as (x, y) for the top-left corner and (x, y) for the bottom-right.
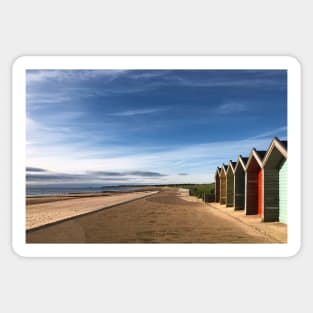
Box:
(215, 167), (221, 202)
(262, 138), (288, 223)
(219, 164), (228, 205)
(234, 155), (248, 210)
(226, 161), (236, 207)
(245, 149), (267, 215)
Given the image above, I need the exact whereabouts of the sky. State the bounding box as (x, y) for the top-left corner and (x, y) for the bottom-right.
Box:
(26, 69), (287, 186)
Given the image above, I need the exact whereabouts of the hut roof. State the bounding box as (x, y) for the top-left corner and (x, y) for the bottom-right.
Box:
(221, 163), (228, 175)
(263, 137), (288, 167)
(234, 155), (248, 172)
(246, 148), (267, 170)
(255, 150), (267, 160)
(280, 140), (287, 150)
(227, 160), (236, 173)
(215, 166), (221, 177)
(241, 157), (249, 164)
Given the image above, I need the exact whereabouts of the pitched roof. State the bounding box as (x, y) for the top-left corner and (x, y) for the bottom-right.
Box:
(241, 157), (249, 164)
(280, 140), (287, 150)
(234, 155), (248, 172)
(246, 148), (266, 169)
(215, 166), (221, 177)
(255, 150), (267, 161)
(263, 137), (288, 167)
(221, 163), (228, 175)
(227, 160), (237, 174)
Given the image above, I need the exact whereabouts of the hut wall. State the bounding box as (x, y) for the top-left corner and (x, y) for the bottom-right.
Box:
(245, 171), (259, 214)
(215, 175), (220, 202)
(234, 166), (245, 210)
(220, 173), (226, 204)
(226, 171), (234, 207)
(263, 169), (279, 222)
(258, 170), (263, 216)
(279, 160), (288, 224)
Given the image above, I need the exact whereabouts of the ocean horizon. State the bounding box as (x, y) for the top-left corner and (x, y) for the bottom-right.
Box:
(26, 184), (143, 197)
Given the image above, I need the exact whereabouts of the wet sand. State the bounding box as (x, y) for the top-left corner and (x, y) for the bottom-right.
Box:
(26, 189), (285, 243)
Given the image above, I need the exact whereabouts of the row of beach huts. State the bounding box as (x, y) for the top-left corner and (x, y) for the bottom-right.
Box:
(215, 137), (288, 224)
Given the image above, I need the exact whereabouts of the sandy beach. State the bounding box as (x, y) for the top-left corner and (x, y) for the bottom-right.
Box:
(26, 189), (159, 230)
(26, 188), (287, 243)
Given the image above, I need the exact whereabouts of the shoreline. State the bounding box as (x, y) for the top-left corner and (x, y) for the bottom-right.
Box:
(26, 186), (163, 205)
(26, 187), (147, 198)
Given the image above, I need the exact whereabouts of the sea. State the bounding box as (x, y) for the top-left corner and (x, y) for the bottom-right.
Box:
(26, 185), (141, 197)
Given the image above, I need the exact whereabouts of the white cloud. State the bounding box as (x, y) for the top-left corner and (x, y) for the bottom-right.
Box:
(108, 107), (169, 117)
(26, 70), (127, 84)
(250, 126), (287, 139)
(216, 102), (248, 114)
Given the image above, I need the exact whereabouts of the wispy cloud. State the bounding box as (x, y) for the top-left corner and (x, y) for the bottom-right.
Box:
(108, 107), (169, 117)
(128, 70), (171, 80)
(87, 170), (166, 177)
(127, 171), (166, 177)
(27, 92), (72, 105)
(26, 167), (47, 172)
(250, 126), (287, 139)
(168, 71), (287, 89)
(216, 102), (249, 115)
(27, 70), (127, 84)
(27, 169), (167, 184)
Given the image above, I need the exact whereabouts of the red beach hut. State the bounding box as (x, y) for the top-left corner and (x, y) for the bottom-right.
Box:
(245, 149), (267, 215)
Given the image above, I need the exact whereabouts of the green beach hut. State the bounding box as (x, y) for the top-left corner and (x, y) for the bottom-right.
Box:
(262, 138), (288, 223)
(226, 161), (236, 207)
(220, 164), (227, 205)
(234, 155), (248, 210)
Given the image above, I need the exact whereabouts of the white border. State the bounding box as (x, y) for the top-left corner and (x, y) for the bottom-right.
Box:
(12, 56), (301, 257)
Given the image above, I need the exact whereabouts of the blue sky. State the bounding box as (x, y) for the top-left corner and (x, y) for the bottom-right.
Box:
(26, 69), (287, 185)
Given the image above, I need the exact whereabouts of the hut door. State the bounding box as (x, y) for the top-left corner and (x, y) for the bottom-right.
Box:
(258, 169), (262, 216)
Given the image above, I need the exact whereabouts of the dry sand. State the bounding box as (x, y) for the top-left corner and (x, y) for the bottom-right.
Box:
(26, 189), (287, 243)
(26, 190), (159, 230)
(208, 202), (287, 243)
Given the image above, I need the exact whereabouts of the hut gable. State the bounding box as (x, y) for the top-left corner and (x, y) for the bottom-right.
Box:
(226, 161), (236, 174)
(234, 155), (248, 210)
(263, 137), (288, 168)
(221, 164), (228, 175)
(234, 155), (248, 173)
(215, 166), (221, 178)
(246, 148), (267, 171)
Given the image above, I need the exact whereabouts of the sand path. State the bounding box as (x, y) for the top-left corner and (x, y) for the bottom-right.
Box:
(27, 189), (284, 243)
